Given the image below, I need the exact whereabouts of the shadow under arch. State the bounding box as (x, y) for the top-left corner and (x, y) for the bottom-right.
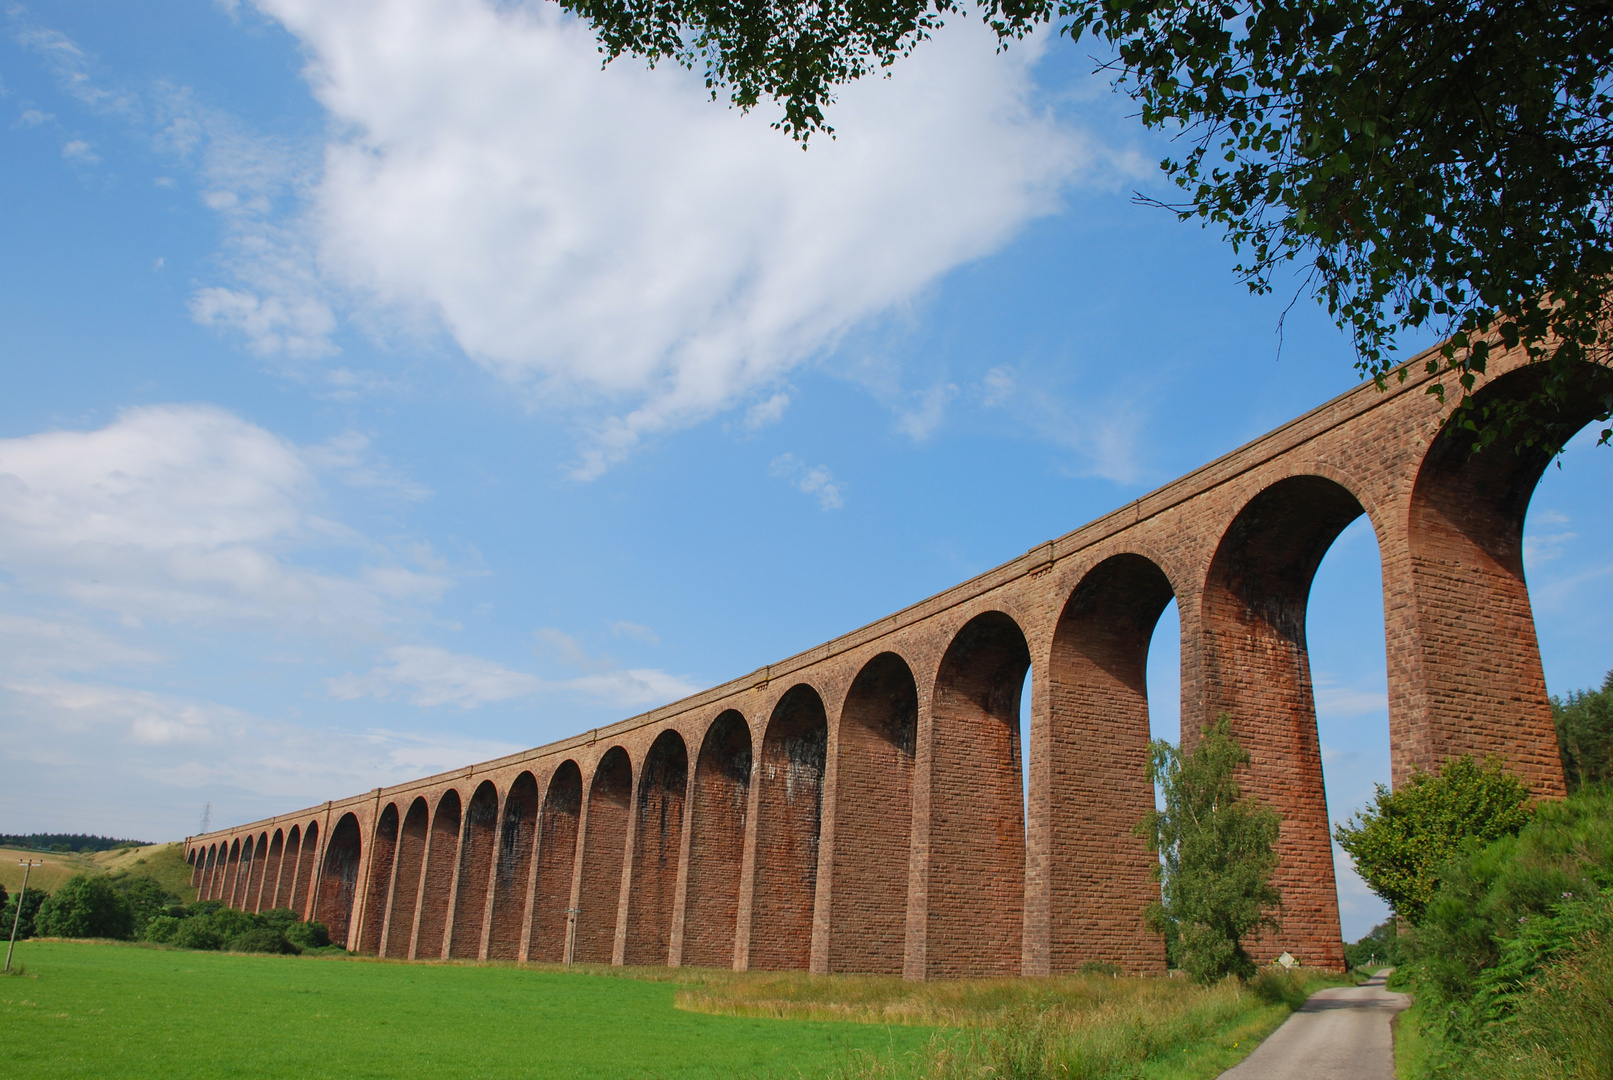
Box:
(750, 684), (828, 972)
(223, 838), (242, 907)
(1404, 359), (1613, 793)
(247, 832), (270, 912)
(263, 829), (286, 910)
(929, 610), (1030, 978)
(681, 711), (752, 969)
(449, 780), (500, 959)
(358, 804), (399, 954)
(316, 812), (364, 946)
(829, 652), (917, 974)
(416, 790), (462, 959)
(529, 761), (584, 962)
(384, 797), (430, 958)
(291, 821), (318, 918)
(200, 843), (217, 899)
(625, 730), (689, 966)
(575, 748), (633, 963)
(488, 771), (540, 960)
(1046, 553), (1176, 974)
(1200, 472), (1376, 971)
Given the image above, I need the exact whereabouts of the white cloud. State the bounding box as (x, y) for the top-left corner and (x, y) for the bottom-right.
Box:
(331, 640), (700, 710)
(61, 138), (98, 164)
(1313, 673), (1388, 718)
(0, 404), (449, 628)
(610, 620), (659, 645)
(770, 453), (844, 510)
(187, 0), (1115, 473)
(744, 392), (791, 431)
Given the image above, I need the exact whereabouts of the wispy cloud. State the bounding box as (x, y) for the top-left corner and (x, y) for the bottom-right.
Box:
(770, 453), (844, 510)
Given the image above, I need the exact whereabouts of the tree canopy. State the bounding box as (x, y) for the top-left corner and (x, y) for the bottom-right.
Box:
(559, 0), (1613, 453)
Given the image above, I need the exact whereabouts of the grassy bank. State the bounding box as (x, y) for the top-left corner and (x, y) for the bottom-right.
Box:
(0, 842), (196, 901)
(680, 967), (1337, 1080)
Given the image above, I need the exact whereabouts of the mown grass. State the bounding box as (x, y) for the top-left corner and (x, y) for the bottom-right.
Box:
(1, 940), (1334, 1080)
(1, 940), (932, 1079)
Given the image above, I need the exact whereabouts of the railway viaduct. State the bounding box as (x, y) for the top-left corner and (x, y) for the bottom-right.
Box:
(185, 344), (1612, 977)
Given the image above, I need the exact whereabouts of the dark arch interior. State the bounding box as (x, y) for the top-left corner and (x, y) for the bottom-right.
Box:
(929, 611), (1030, 977)
(489, 772), (540, 960)
(416, 790), (461, 959)
(683, 711), (752, 968)
(263, 829), (285, 911)
(530, 761), (583, 963)
(1046, 554), (1177, 973)
(317, 812), (364, 946)
(359, 804), (399, 954)
(626, 731), (689, 966)
(831, 652), (917, 974)
(450, 780), (500, 958)
(751, 685), (828, 972)
(284, 825), (307, 916)
(386, 797), (430, 958)
(575, 748), (633, 964)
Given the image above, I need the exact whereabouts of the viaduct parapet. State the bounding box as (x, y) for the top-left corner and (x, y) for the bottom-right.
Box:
(185, 346), (1611, 976)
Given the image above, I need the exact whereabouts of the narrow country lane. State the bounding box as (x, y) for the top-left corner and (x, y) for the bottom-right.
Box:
(1220, 971), (1410, 1080)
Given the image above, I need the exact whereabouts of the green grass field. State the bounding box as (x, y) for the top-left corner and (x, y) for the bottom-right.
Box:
(1, 942), (932, 1079)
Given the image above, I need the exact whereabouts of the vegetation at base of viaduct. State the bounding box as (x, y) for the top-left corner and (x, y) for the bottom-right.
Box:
(186, 345), (1610, 982)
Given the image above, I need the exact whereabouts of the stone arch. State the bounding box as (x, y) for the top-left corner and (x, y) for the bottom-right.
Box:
(359, 804), (400, 954)
(187, 846), (200, 891)
(529, 761), (583, 963)
(285, 825), (309, 917)
(198, 844), (215, 898)
(384, 798), (430, 958)
(1200, 472), (1376, 970)
(929, 610), (1030, 977)
(828, 652), (917, 974)
(223, 838), (243, 907)
(1046, 553), (1177, 973)
(316, 812), (364, 945)
(749, 684), (828, 972)
(681, 711), (752, 968)
(415, 790), (462, 959)
(625, 730), (689, 966)
(488, 772), (540, 960)
(574, 748), (633, 964)
(248, 832), (271, 912)
(449, 780), (499, 959)
(263, 829), (286, 910)
(1402, 360), (1613, 794)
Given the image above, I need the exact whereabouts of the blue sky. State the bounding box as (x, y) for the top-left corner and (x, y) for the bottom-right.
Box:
(1, 0), (1608, 942)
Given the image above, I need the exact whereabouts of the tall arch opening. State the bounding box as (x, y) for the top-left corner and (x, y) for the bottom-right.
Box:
(749, 684), (828, 972)
(829, 653), (916, 974)
(200, 844), (217, 899)
(415, 790), (462, 959)
(286, 824), (309, 917)
(449, 780), (499, 959)
(625, 731), (688, 966)
(263, 830), (286, 910)
(1048, 554), (1176, 973)
(187, 847), (200, 890)
(385, 798), (429, 958)
(223, 839), (242, 907)
(529, 761), (583, 963)
(681, 711), (752, 969)
(1201, 474), (1371, 969)
(1404, 360), (1613, 794)
(316, 812), (363, 946)
(359, 804), (399, 954)
(248, 833), (270, 912)
(575, 748), (632, 964)
(488, 772), (540, 961)
(929, 610), (1029, 977)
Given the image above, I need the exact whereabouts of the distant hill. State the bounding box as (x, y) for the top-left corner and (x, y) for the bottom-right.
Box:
(0, 834), (151, 853)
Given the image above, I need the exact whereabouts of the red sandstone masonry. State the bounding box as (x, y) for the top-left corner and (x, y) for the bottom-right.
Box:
(487, 773), (540, 960)
(188, 348), (1607, 976)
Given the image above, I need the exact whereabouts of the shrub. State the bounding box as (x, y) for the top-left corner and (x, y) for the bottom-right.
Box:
(1138, 715), (1281, 982)
(1344, 919), (1403, 970)
(142, 915), (182, 944)
(284, 919), (330, 951)
(0, 888), (46, 940)
(110, 874), (179, 937)
(226, 928), (298, 955)
(1335, 755), (1533, 922)
(171, 918), (224, 951)
(35, 875), (132, 939)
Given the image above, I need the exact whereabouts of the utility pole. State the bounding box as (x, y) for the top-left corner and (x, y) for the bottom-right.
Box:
(6, 859), (43, 973)
(564, 907), (581, 967)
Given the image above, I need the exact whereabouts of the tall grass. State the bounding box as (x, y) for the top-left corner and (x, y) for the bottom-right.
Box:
(680, 967), (1329, 1080)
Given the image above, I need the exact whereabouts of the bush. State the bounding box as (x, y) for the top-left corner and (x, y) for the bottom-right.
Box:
(34, 875), (132, 939)
(171, 919), (225, 951)
(226, 928), (299, 955)
(1335, 755), (1533, 922)
(1344, 918), (1404, 970)
(109, 874), (179, 937)
(284, 919), (330, 951)
(142, 915), (182, 945)
(0, 888), (46, 940)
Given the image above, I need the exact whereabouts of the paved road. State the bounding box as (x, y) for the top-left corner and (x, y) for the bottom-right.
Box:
(1220, 971), (1409, 1080)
